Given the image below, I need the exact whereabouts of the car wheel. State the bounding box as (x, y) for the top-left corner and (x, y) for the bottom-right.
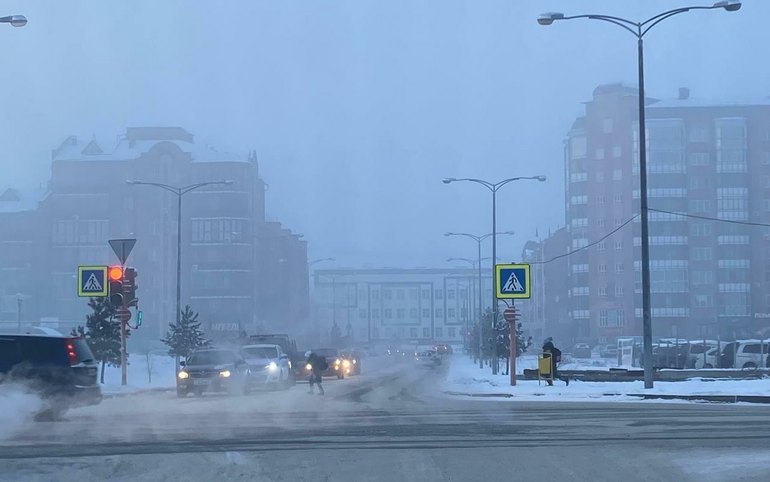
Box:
(743, 362), (757, 369)
(177, 389), (188, 398)
(337, 373), (344, 380)
(703, 364), (713, 369)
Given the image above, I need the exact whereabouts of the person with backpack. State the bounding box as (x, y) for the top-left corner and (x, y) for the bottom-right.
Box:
(305, 350), (327, 395)
(542, 338), (569, 386)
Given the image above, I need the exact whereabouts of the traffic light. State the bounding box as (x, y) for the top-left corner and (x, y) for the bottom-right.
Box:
(124, 267), (138, 307)
(108, 265), (124, 307)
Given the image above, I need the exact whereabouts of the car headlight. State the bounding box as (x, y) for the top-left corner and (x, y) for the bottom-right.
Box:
(352, 359), (357, 365)
(342, 359), (351, 368)
(219, 370), (231, 378)
(305, 363), (312, 370)
(335, 358), (341, 365)
(177, 371), (189, 379)
(266, 361), (278, 371)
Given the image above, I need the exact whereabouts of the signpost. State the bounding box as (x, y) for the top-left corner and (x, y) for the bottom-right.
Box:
(496, 264), (531, 386)
(108, 238), (136, 386)
(77, 266), (108, 297)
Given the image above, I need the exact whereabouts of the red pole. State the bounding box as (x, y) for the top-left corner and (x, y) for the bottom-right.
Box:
(510, 315), (517, 386)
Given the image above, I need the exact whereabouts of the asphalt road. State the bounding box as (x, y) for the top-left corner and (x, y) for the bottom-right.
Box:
(1, 356), (769, 482)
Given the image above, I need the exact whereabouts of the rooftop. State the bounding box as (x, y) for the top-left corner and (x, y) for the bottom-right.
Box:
(0, 187), (48, 214)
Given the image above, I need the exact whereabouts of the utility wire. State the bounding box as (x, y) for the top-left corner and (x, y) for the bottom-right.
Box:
(531, 215), (639, 265)
(647, 208), (770, 228)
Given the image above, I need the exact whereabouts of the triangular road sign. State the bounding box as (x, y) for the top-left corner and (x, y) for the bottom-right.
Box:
(109, 238), (136, 266)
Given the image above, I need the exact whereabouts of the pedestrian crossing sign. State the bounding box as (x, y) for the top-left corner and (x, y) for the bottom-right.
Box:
(78, 266), (108, 297)
(495, 264), (531, 299)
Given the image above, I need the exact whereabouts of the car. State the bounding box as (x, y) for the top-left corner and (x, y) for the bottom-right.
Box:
(305, 348), (349, 379)
(720, 340), (770, 369)
(340, 349), (362, 375)
(414, 350), (441, 367)
(240, 344), (292, 389)
(433, 343), (453, 356)
(0, 330), (102, 415)
(176, 348), (250, 397)
(573, 343), (592, 359)
(600, 345), (618, 359)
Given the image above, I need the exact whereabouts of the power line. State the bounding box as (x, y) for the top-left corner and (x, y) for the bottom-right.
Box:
(647, 208), (770, 228)
(531, 215), (639, 265)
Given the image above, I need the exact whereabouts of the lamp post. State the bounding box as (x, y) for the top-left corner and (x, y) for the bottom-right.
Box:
(16, 293), (24, 331)
(444, 176), (546, 374)
(538, 0), (741, 389)
(126, 180), (233, 329)
(445, 232), (514, 369)
(0, 15), (27, 27)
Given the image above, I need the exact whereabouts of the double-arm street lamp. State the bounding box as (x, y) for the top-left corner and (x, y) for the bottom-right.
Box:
(0, 15), (27, 27)
(538, 0), (741, 389)
(126, 180), (233, 327)
(445, 231), (514, 369)
(443, 176), (545, 374)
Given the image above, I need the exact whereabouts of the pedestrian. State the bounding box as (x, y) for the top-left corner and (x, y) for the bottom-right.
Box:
(542, 338), (569, 386)
(305, 350), (327, 395)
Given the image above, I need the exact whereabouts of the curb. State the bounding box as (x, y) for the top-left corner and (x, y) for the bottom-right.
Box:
(626, 394), (770, 404)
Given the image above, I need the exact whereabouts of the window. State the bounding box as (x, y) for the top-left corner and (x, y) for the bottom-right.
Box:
(615, 240), (623, 250)
(694, 294), (714, 308)
(570, 195), (588, 205)
(689, 199), (712, 213)
(435, 308), (444, 318)
(572, 286), (589, 296)
(448, 328), (456, 338)
(409, 328), (418, 338)
(422, 289), (430, 299)
(617, 310), (625, 327)
(410, 289), (419, 300)
(598, 241), (606, 251)
(614, 218), (623, 227)
(572, 218), (588, 228)
(689, 176), (708, 190)
(602, 118), (613, 134)
(422, 308), (430, 318)
(359, 309), (367, 318)
(383, 289), (392, 300)
(598, 263), (607, 273)
(716, 118), (747, 173)
(615, 286), (624, 296)
(717, 188), (749, 221)
(371, 290), (380, 300)
(646, 119), (685, 173)
(691, 222), (713, 237)
(572, 238), (588, 249)
(599, 310), (608, 327)
(689, 125), (709, 142)
(570, 172), (588, 183)
(599, 286), (608, 297)
(435, 328), (443, 338)
(396, 308), (405, 319)
(409, 308), (418, 318)
(615, 263), (624, 273)
(688, 152), (710, 166)
(435, 289), (443, 299)
(612, 145), (622, 158)
(614, 194), (623, 204)
(692, 270), (714, 285)
(595, 148), (605, 160)
(571, 264), (588, 274)
(396, 289), (405, 300)
(448, 308), (456, 318)
(372, 309), (380, 319)
(448, 289), (456, 299)
(597, 218), (606, 228)
(384, 309), (392, 319)
(423, 328), (430, 338)
(763, 176), (770, 189)
(612, 169), (622, 181)
(597, 195), (606, 205)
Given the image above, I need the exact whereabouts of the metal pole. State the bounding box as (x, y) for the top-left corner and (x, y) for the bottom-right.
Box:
(120, 313), (127, 386)
(176, 191), (183, 328)
(638, 36), (654, 389)
(477, 240), (483, 369)
(17, 297), (22, 330)
(510, 301), (517, 386)
(491, 188), (498, 374)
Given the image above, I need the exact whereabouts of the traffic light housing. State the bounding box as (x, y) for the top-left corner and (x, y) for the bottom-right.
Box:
(124, 267), (138, 307)
(108, 266), (124, 307)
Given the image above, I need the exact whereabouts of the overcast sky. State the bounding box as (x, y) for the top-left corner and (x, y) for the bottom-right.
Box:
(0, 0), (762, 268)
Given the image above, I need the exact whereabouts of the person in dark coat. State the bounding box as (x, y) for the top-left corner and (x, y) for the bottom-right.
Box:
(542, 338), (569, 386)
(305, 351), (327, 395)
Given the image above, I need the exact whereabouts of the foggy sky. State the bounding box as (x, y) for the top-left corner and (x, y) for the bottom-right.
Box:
(0, 0), (762, 269)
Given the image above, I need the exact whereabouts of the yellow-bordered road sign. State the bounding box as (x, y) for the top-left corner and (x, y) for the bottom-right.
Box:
(78, 266), (108, 297)
(495, 263), (531, 299)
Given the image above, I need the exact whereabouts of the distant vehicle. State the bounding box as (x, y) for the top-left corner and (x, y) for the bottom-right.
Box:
(307, 348), (348, 379)
(573, 343), (592, 359)
(0, 332), (102, 414)
(600, 345), (618, 359)
(176, 348), (249, 397)
(719, 340), (770, 369)
(414, 350), (441, 367)
(247, 334), (300, 379)
(650, 340), (690, 369)
(240, 344), (292, 389)
(433, 343), (453, 356)
(340, 349), (362, 375)
(689, 340), (724, 369)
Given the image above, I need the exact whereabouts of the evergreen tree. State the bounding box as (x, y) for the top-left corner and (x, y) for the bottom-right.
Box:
(72, 297), (127, 384)
(161, 305), (210, 364)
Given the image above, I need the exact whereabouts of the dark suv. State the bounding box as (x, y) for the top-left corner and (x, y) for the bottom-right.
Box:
(176, 348), (250, 397)
(0, 333), (102, 410)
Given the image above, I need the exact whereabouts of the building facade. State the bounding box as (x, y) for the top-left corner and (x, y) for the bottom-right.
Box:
(312, 268), (494, 347)
(1, 127), (308, 345)
(564, 84), (770, 343)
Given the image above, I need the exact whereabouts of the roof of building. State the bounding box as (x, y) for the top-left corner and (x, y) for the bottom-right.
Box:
(51, 127), (250, 164)
(0, 187), (48, 214)
(650, 97), (770, 109)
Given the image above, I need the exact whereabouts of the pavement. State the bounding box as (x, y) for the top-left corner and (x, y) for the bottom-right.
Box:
(1, 356), (770, 482)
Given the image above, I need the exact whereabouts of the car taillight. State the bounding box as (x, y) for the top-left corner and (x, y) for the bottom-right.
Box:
(66, 339), (78, 365)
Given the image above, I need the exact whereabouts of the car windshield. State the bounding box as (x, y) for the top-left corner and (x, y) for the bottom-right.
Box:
(242, 347), (278, 359)
(313, 349), (338, 358)
(187, 351), (234, 366)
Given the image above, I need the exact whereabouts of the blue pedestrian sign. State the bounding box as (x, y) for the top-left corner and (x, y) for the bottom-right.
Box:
(495, 264), (531, 299)
(78, 266), (108, 297)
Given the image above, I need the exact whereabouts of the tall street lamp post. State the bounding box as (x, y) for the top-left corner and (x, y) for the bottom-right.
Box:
(538, 0), (741, 389)
(126, 180), (233, 329)
(444, 176), (546, 374)
(445, 232), (514, 369)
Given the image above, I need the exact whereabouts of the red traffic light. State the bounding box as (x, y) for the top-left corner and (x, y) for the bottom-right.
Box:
(108, 266), (124, 281)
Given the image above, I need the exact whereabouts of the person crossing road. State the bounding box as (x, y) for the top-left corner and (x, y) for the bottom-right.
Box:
(305, 350), (327, 395)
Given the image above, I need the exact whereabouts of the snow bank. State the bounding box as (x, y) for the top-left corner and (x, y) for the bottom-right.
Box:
(444, 355), (770, 401)
(100, 354), (177, 394)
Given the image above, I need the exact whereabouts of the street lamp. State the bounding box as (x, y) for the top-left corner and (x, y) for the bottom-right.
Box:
(538, 1), (740, 389)
(445, 231), (515, 370)
(126, 180), (233, 329)
(443, 176), (545, 374)
(0, 15), (27, 27)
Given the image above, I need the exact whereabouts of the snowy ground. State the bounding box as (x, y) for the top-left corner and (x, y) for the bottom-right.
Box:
(444, 355), (770, 401)
(100, 354), (177, 395)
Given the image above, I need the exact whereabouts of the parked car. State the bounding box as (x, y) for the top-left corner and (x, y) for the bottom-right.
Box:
(0, 330), (102, 414)
(176, 348), (250, 397)
(240, 344), (292, 389)
(720, 340), (770, 369)
(689, 340), (722, 369)
(573, 343), (592, 359)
